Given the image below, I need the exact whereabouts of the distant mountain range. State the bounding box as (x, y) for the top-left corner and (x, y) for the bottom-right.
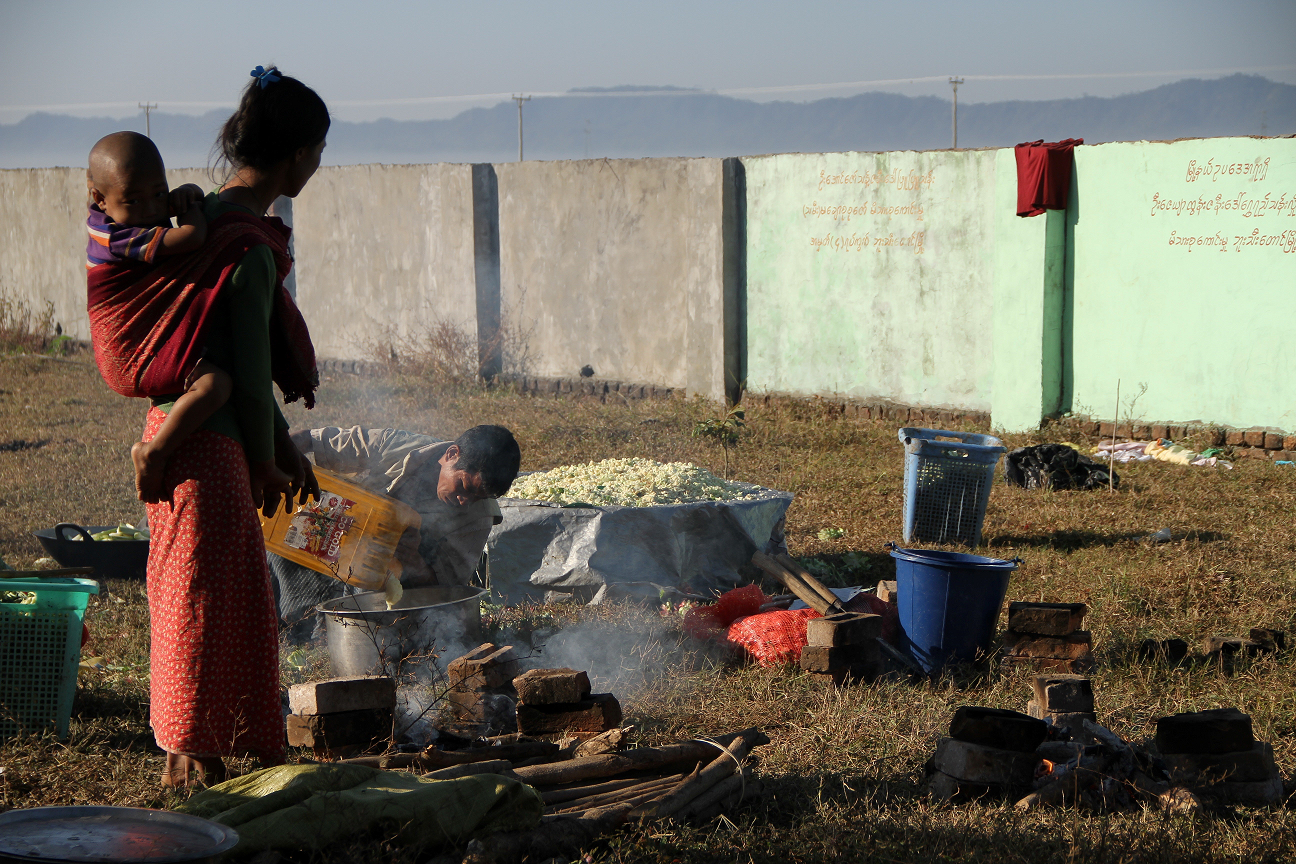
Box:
(2, 74), (1291, 170)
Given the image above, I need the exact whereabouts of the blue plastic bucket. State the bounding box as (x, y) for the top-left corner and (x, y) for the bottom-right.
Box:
(888, 545), (1018, 672)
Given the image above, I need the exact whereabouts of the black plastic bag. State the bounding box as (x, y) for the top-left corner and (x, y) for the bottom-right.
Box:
(1004, 443), (1119, 491)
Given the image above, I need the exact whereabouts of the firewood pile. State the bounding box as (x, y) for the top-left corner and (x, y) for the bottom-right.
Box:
(928, 675), (1288, 813)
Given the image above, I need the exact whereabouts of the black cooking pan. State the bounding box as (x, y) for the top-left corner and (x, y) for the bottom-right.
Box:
(31, 523), (149, 580)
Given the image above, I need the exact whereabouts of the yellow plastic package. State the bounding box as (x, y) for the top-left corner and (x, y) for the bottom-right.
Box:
(260, 467), (421, 598)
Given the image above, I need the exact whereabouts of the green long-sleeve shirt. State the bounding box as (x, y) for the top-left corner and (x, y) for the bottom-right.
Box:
(151, 193), (288, 463)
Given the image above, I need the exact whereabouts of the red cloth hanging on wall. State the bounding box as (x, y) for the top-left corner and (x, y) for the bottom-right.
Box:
(1014, 138), (1083, 217)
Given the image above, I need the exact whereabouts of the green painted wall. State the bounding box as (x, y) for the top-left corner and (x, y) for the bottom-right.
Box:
(1067, 138), (1296, 430)
(743, 149), (1000, 410)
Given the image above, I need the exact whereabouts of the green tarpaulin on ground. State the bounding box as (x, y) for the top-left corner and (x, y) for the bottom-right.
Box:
(177, 763), (543, 855)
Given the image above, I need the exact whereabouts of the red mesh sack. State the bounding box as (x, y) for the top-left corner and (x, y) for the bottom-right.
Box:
(683, 605), (728, 641)
(727, 608), (821, 667)
(845, 591), (900, 645)
(714, 584), (765, 625)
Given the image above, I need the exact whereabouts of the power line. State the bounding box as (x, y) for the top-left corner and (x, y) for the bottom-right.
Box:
(512, 94), (530, 161)
(949, 78), (963, 149)
(138, 102), (157, 138)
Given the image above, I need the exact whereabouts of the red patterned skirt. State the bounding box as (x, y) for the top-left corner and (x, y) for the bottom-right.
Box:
(143, 408), (283, 761)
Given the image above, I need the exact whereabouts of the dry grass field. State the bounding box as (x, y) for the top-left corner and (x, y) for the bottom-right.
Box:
(1, 348), (1293, 863)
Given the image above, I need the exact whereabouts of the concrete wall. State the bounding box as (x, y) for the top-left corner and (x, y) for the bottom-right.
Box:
(291, 163), (479, 360)
(4, 139), (1293, 432)
(1063, 137), (1296, 431)
(743, 149), (1000, 412)
(0, 168), (96, 340)
(495, 157), (736, 401)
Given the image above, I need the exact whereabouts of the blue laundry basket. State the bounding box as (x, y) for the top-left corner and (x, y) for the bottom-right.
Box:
(898, 428), (1005, 548)
(888, 545), (1018, 672)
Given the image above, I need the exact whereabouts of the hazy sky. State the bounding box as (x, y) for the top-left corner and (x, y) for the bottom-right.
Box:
(3, 0), (1294, 123)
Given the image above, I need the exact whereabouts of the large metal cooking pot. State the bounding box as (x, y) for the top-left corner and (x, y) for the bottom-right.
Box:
(32, 524), (149, 580)
(318, 585), (485, 679)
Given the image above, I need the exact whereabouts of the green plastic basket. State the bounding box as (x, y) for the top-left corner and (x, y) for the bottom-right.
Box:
(0, 577), (99, 739)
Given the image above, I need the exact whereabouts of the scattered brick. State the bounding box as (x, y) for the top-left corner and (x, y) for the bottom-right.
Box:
(1163, 741), (1278, 784)
(1156, 708), (1254, 755)
(1006, 602), (1086, 637)
(1285, 435), (1296, 452)
(1244, 428), (1266, 448)
(933, 737), (1040, 786)
(1138, 638), (1189, 664)
(447, 643), (519, 691)
(1002, 631), (1093, 661)
(1168, 426), (1187, 441)
(948, 706), (1047, 753)
(1265, 432), (1283, 450)
(1098, 422), (1116, 438)
(1248, 629), (1286, 652)
(1132, 424), (1151, 440)
(1202, 636), (1263, 657)
(288, 676), (397, 716)
(1031, 674), (1095, 714)
(513, 668), (592, 705)
(286, 708), (392, 749)
(1225, 430), (1246, 447)
(927, 770), (1001, 802)
(876, 581), (897, 604)
(447, 689), (516, 724)
(516, 693), (622, 735)
(806, 612), (882, 647)
(1192, 776), (1284, 807)
(1150, 424), (1169, 441)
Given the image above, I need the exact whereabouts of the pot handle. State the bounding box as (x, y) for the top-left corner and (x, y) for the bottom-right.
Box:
(55, 523), (95, 542)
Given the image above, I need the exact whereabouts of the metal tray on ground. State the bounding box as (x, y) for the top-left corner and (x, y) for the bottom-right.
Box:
(0, 806), (237, 863)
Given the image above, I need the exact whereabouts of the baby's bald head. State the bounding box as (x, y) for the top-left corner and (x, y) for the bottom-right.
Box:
(88, 131), (165, 192)
(87, 132), (174, 227)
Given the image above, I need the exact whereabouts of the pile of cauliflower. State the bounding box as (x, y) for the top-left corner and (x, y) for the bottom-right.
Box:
(507, 457), (759, 507)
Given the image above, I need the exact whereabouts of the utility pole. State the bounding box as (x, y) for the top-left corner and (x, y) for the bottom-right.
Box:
(512, 94), (531, 161)
(948, 78), (963, 149)
(139, 102), (158, 138)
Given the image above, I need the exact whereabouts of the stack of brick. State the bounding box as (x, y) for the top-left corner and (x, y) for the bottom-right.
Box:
(1202, 628), (1287, 663)
(513, 667), (622, 737)
(999, 602), (1094, 673)
(928, 706), (1047, 801)
(286, 676), (397, 757)
(1026, 674), (1097, 742)
(446, 643), (520, 726)
(1156, 708), (1284, 807)
(799, 612), (883, 684)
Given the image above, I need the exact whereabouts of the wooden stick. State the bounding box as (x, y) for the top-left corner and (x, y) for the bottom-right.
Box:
(678, 769), (748, 819)
(422, 759), (515, 781)
(418, 740), (558, 768)
(631, 727), (762, 821)
(775, 553), (847, 613)
(556, 786), (674, 819)
(515, 733), (747, 786)
(540, 774), (671, 805)
(548, 774), (686, 814)
(750, 552), (831, 614)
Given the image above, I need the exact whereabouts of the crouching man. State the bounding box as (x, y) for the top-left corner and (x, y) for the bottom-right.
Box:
(269, 424), (521, 638)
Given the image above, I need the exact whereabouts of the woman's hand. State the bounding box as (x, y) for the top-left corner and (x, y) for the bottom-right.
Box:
(248, 460), (293, 518)
(275, 427), (320, 509)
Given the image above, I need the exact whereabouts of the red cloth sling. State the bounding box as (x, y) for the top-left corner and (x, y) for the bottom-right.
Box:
(87, 211), (318, 408)
(1014, 138), (1083, 217)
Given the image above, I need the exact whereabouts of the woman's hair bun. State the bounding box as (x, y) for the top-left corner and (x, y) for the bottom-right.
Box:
(217, 68), (330, 171)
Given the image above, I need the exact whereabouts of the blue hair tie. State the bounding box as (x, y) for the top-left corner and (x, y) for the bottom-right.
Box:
(250, 65), (281, 89)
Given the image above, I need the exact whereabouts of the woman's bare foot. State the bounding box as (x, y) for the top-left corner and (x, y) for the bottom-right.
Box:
(162, 752), (227, 789)
(131, 441), (168, 503)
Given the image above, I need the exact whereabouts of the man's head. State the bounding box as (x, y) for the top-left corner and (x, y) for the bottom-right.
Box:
(436, 425), (521, 506)
(87, 131), (170, 226)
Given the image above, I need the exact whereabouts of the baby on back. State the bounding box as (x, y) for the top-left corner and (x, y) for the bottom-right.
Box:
(86, 131), (231, 501)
